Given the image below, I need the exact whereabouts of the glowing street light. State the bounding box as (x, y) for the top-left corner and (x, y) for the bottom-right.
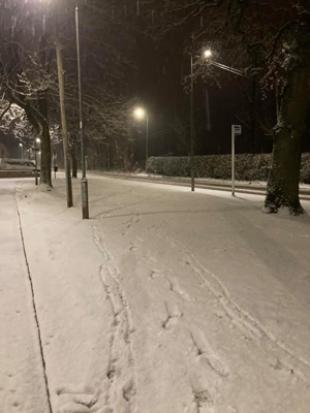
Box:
(133, 106), (149, 169)
(133, 107), (147, 121)
(203, 48), (213, 59)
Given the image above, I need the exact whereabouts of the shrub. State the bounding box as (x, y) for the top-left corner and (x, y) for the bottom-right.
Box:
(146, 153), (310, 183)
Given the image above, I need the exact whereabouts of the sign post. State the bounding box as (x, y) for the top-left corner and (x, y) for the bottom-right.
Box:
(231, 125), (242, 196)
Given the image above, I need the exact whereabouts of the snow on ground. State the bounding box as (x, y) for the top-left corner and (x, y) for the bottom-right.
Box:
(1, 175), (310, 413)
(0, 179), (49, 412)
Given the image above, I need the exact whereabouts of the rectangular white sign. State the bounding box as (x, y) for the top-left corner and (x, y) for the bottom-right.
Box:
(232, 125), (242, 135)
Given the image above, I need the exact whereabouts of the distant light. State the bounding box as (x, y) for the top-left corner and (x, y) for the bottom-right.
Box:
(203, 49), (213, 59)
(133, 107), (147, 121)
(36, 138), (41, 144)
(19, 143), (23, 147)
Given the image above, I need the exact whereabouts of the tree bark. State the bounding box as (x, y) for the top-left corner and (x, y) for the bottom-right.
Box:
(38, 94), (52, 187)
(265, 16), (310, 214)
(56, 40), (73, 208)
(71, 144), (78, 178)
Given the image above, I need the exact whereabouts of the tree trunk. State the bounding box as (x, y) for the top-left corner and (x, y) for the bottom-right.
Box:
(56, 40), (73, 208)
(250, 77), (257, 152)
(265, 18), (310, 215)
(71, 144), (78, 178)
(38, 94), (52, 187)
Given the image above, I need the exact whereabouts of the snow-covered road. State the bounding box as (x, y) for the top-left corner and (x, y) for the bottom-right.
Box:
(1, 175), (310, 413)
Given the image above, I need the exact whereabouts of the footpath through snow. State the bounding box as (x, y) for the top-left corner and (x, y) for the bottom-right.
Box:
(1, 175), (310, 413)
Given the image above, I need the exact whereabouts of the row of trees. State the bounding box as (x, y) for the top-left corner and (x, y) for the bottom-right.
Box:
(1, 0), (309, 213)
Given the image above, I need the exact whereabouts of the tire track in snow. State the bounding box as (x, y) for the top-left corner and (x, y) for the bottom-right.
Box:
(92, 224), (137, 413)
(185, 251), (310, 382)
(163, 232), (310, 384)
(15, 195), (54, 413)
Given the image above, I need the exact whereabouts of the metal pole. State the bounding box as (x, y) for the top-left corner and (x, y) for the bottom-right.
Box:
(190, 54), (195, 192)
(231, 126), (235, 197)
(145, 115), (149, 170)
(35, 144), (39, 186)
(75, 4), (89, 219)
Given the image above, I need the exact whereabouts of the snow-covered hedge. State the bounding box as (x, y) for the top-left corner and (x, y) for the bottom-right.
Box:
(146, 153), (310, 183)
(301, 155), (310, 183)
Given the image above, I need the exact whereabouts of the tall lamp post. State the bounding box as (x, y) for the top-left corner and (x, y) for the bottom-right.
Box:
(75, 3), (89, 219)
(133, 106), (149, 170)
(19, 142), (24, 159)
(190, 53), (195, 192)
(202, 49), (245, 198)
(189, 47), (243, 192)
(35, 138), (41, 186)
(189, 48), (212, 192)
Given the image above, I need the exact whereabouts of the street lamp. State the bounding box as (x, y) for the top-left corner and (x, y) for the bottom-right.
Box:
(189, 53), (196, 192)
(34, 138), (41, 186)
(19, 142), (23, 159)
(189, 48), (210, 192)
(133, 106), (149, 169)
(203, 48), (213, 59)
(202, 48), (244, 76)
(75, 3), (89, 219)
(201, 48), (246, 198)
(189, 46), (243, 192)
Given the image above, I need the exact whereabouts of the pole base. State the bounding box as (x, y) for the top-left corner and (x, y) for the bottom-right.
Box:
(81, 178), (89, 219)
(191, 175), (195, 192)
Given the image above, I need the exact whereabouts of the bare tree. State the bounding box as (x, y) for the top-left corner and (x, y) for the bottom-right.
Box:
(0, 1), (53, 186)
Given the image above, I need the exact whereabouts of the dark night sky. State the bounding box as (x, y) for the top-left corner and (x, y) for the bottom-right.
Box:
(1, 0), (309, 162)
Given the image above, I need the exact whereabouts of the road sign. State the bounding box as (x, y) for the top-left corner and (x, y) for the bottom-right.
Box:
(232, 124), (242, 135)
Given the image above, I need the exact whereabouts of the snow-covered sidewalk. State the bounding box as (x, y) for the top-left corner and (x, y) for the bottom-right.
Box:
(0, 179), (50, 412)
(1, 175), (310, 413)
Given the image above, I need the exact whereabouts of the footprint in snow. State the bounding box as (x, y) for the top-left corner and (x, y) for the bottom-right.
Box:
(190, 329), (229, 378)
(122, 377), (136, 403)
(56, 389), (97, 413)
(57, 402), (92, 413)
(162, 302), (183, 329)
(149, 269), (161, 279)
(168, 277), (191, 302)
